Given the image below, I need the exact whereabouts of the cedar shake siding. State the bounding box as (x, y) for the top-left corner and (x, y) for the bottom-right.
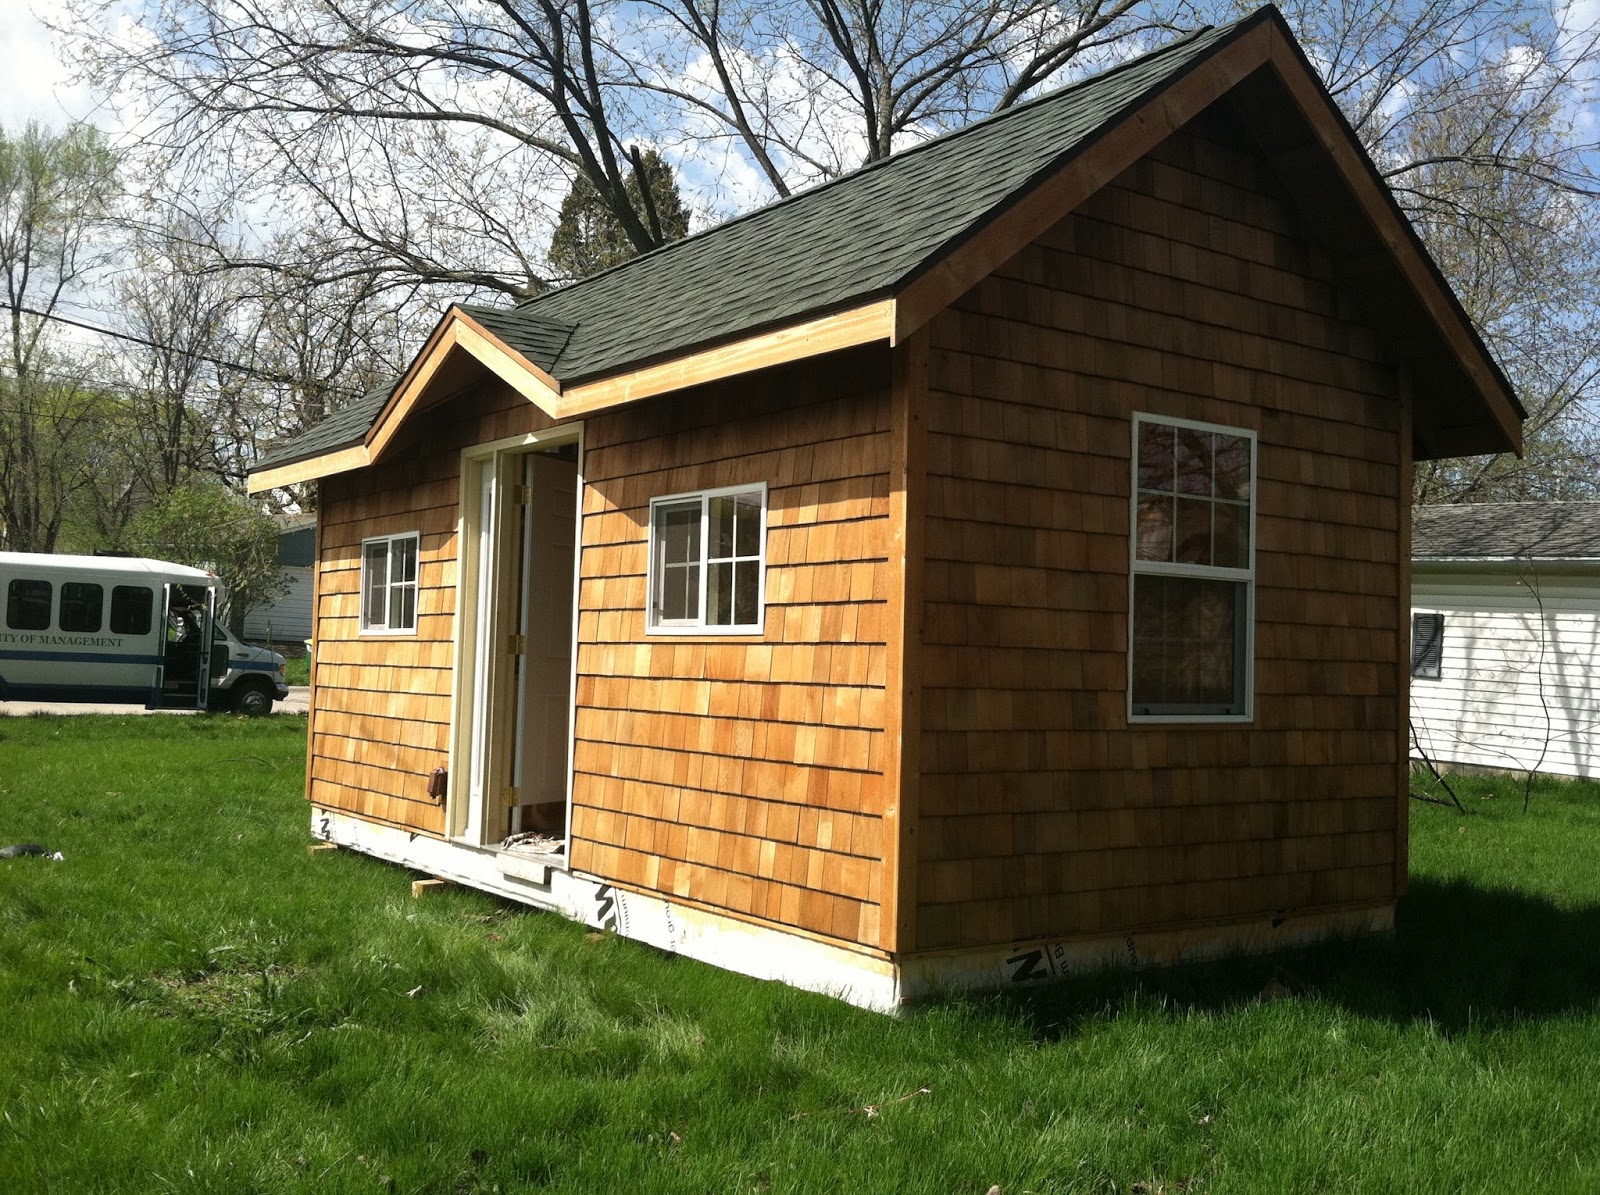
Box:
(311, 382), (559, 834)
(914, 107), (1404, 952)
(571, 345), (894, 947)
(255, 11), (1521, 1007)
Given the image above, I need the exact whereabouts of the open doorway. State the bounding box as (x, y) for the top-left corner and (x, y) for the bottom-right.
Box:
(451, 428), (582, 861)
(159, 583), (220, 709)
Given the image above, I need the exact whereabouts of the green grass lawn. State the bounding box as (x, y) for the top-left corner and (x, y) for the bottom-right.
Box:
(3, 716), (1599, 1193)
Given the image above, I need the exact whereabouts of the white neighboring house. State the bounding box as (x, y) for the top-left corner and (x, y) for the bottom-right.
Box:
(241, 516), (315, 644)
(1411, 501), (1600, 779)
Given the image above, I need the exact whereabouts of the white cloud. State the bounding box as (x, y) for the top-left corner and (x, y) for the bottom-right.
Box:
(0, 1), (108, 131)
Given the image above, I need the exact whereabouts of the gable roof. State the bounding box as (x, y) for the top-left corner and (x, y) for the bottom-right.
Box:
(1414, 502), (1600, 562)
(250, 4), (1522, 491)
(465, 22), (1238, 387)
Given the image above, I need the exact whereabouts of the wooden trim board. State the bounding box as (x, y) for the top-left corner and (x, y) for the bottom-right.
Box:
(249, 302), (896, 490)
(249, 443), (369, 494)
(879, 328), (930, 953)
(559, 300), (896, 415)
(366, 309), (565, 464)
(304, 507), (323, 813)
(1395, 371), (1414, 898)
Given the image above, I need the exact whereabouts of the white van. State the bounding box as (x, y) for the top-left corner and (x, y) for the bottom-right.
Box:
(0, 553), (289, 714)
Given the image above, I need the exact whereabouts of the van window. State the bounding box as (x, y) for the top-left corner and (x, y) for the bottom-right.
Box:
(110, 585), (154, 635)
(60, 582), (104, 633)
(5, 579), (50, 630)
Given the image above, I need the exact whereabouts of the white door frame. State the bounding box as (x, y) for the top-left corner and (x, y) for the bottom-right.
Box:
(448, 422), (584, 850)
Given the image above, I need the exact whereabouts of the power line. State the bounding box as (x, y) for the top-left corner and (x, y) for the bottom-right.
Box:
(12, 303), (363, 398)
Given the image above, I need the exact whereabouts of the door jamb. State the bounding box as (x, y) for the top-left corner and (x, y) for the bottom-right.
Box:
(447, 422), (584, 849)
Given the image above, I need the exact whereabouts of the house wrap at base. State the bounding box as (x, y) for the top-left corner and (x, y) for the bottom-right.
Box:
(250, 6), (1523, 1011)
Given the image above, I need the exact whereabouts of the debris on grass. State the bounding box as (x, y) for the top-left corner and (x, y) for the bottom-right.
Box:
(792, 1084), (932, 1121)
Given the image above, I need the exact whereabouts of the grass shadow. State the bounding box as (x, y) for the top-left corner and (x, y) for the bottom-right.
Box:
(980, 876), (1600, 1039)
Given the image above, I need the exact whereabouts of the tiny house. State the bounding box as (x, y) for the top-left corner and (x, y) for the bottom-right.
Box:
(250, 7), (1522, 1010)
(1411, 502), (1600, 780)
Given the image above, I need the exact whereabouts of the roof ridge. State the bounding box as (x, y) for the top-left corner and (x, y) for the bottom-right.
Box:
(511, 14), (1239, 314)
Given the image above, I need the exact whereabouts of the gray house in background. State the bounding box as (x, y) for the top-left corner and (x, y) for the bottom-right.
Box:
(243, 515), (315, 644)
(1411, 501), (1600, 779)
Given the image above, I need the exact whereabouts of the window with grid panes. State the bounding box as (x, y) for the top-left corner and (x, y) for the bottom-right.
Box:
(360, 532), (420, 634)
(1129, 414), (1256, 719)
(648, 485), (766, 633)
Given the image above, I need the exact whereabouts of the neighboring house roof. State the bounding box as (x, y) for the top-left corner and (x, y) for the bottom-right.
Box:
(1414, 502), (1600, 562)
(250, 4), (1523, 490)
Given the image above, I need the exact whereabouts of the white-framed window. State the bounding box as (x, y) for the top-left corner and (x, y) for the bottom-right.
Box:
(1411, 612), (1444, 680)
(1128, 413), (1257, 721)
(647, 483), (767, 634)
(361, 531), (420, 634)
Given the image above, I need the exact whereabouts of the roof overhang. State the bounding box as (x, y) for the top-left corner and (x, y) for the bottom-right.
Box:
(248, 6), (1520, 494)
(248, 299), (896, 492)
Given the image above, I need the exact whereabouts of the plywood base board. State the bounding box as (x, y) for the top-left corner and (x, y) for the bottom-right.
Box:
(897, 902), (1396, 1000)
(314, 808), (1393, 1012)
(312, 807), (901, 1012)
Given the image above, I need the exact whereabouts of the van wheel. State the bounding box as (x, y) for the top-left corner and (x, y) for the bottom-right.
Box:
(232, 681), (274, 716)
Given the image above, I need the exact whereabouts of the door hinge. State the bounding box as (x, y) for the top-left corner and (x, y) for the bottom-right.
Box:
(510, 483), (531, 505)
(501, 785), (519, 803)
(507, 633), (527, 655)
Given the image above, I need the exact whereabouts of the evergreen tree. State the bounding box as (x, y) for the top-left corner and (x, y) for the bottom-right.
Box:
(548, 148), (689, 280)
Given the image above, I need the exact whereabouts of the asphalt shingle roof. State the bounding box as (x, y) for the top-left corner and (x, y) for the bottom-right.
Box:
(504, 19), (1236, 383)
(254, 11), (1257, 473)
(259, 384), (392, 470)
(458, 304), (575, 374)
(1413, 502), (1600, 561)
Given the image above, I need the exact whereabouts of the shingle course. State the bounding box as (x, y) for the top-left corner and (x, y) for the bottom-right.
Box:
(257, 384), (392, 470)
(1413, 502), (1600, 561)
